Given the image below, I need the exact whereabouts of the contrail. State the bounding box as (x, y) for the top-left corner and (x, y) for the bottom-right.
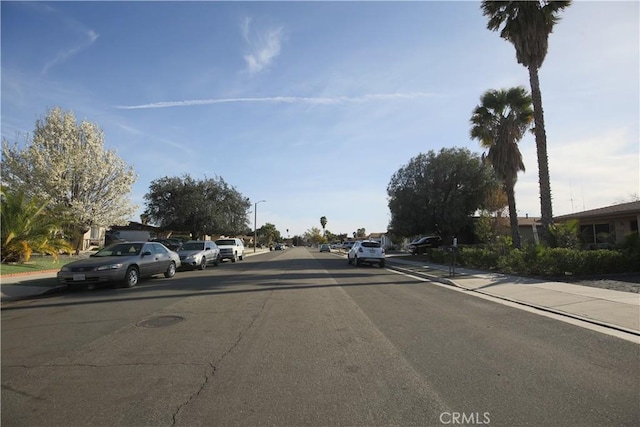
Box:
(115, 93), (434, 110)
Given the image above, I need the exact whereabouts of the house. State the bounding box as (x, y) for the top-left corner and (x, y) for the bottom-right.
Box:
(79, 225), (107, 251)
(553, 201), (640, 247)
(367, 232), (396, 250)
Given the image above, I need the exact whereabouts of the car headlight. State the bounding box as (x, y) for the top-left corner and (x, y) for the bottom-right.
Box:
(97, 263), (124, 271)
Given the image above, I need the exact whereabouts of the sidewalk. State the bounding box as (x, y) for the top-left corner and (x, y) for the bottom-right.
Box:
(386, 255), (640, 337)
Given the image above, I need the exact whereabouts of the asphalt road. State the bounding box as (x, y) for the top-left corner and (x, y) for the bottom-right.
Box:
(2, 247), (639, 426)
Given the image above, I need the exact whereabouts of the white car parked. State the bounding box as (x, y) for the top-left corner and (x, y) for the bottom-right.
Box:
(347, 240), (386, 268)
(215, 238), (245, 262)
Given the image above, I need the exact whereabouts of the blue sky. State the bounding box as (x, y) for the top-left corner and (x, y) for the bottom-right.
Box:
(2, 1), (638, 238)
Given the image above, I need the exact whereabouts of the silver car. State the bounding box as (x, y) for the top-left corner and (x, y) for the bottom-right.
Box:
(58, 241), (181, 288)
(177, 240), (221, 270)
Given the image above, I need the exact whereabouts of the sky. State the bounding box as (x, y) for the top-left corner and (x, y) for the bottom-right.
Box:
(2, 1), (638, 239)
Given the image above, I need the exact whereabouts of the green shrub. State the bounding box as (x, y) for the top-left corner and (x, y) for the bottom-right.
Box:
(458, 246), (499, 270)
(446, 244), (637, 277)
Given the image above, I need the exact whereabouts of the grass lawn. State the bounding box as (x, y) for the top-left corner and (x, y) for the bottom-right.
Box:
(0, 254), (86, 276)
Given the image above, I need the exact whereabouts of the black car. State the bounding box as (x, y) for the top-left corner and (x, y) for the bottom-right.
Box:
(150, 238), (182, 251)
(409, 236), (441, 255)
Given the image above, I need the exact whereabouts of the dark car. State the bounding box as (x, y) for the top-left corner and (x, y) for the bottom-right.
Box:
(57, 241), (180, 289)
(409, 236), (442, 255)
(150, 238), (182, 251)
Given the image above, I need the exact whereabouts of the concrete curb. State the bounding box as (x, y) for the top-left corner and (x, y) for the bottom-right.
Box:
(384, 260), (640, 337)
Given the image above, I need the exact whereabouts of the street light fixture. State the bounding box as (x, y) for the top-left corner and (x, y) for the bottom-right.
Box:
(254, 200), (266, 252)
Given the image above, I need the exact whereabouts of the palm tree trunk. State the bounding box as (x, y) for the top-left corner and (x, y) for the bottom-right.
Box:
(528, 66), (553, 244)
(505, 181), (522, 249)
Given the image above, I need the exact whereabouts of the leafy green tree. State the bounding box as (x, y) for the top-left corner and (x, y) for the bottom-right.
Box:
(471, 87), (534, 248)
(144, 175), (250, 239)
(304, 227), (325, 245)
(1, 107), (137, 253)
(481, 0), (571, 242)
(1, 187), (73, 262)
(387, 147), (497, 242)
(320, 216), (327, 236)
(257, 223), (281, 244)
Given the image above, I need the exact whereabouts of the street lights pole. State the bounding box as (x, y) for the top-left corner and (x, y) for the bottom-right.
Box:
(254, 200), (266, 253)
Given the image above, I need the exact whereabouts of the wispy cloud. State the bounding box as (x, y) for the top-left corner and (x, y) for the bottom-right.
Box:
(42, 30), (99, 75)
(115, 92), (436, 110)
(241, 17), (283, 74)
(35, 3), (99, 75)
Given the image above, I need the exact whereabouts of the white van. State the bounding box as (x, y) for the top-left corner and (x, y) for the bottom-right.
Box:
(214, 238), (245, 262)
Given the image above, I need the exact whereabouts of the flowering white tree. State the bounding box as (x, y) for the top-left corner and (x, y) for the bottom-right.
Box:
(1, 107), (137, 252)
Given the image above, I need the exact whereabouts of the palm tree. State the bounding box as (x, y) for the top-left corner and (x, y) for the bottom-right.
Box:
(320, 216), (327, 236)
(471, 87), (534, 249)
(1, 187), (73, 263)
(481, 0), (571, 243)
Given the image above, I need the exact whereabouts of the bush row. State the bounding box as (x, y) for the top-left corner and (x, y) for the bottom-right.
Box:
(425, 246), (639, 277)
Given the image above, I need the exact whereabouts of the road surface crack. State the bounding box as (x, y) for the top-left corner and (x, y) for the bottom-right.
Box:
(171, 290), (272, 426)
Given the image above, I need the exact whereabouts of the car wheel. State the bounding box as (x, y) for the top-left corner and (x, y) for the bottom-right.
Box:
(214, 254), (220, 266)
(199, 258), (207, 270)
(165, 261), (176, 278)
(231, 253), (237, 263)
(122, 266), (139, 288)
(239, 253), (243, 261)
(379, 260), (385, 268)
(355, 257), (361, 267)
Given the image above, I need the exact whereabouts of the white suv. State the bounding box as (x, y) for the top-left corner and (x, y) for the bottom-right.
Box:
(215, 238), (245, 262)
(347, 240), (385, 268)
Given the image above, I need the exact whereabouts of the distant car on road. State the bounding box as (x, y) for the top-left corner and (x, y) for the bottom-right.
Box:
(57, 241), (180, 289)
(177, 240), (220, 270)
(347, 240), (385, 268)
(319, 243), (331, 252)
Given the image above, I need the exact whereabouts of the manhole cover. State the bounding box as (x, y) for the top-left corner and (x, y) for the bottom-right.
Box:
(137, 315), (184, 328)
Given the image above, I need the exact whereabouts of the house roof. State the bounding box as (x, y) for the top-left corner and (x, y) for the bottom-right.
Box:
(110, 221), (161, 232)
(554, 201), (640, 221)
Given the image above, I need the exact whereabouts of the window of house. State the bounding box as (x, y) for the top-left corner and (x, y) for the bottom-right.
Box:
(90, 226), (101, 239)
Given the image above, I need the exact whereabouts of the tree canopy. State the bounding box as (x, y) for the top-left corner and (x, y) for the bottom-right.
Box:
(143, 174), (251, 239)
(304, 227), (326, 245)
(257, 223), (282, 244)
(1, 107), (137, 251)
(387, 147), (498, 241)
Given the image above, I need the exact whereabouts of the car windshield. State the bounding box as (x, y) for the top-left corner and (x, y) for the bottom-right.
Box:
(181, 242), (205, 251)
(215, 239), (235, 246)
(95, 243), (143, 256)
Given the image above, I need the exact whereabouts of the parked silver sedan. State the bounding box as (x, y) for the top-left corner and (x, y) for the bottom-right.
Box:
(177, 240), (221, 270)
(57, 241), (181, 289)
